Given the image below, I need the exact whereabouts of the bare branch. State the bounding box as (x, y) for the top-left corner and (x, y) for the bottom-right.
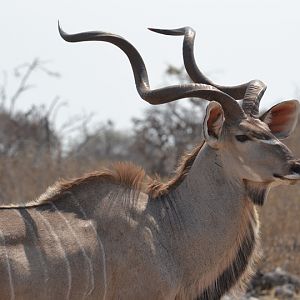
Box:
(10, 59), (39, 113)
(0, 70), (8, 108)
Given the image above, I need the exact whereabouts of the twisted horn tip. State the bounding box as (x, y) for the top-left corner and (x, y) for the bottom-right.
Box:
(58, 21), (70, 42)
(148, 27), (189, 36)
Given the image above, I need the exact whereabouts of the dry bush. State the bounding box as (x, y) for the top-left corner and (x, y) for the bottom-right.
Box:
(132, 101), (204, 176)
(260, 185), (300, 276)
(0, 59), (111, 204)
(0, 154), (110, 205)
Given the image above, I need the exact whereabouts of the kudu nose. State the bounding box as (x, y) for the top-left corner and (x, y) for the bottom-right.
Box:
(290, 161), (300, 174)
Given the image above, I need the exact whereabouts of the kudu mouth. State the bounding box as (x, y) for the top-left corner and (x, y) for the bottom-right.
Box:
(273, 160), (300, 182)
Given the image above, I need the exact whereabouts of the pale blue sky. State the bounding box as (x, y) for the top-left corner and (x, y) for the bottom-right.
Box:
(1, 0), (300, 128)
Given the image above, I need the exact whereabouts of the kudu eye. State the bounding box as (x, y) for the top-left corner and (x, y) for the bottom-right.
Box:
(235, 135), (250, 142)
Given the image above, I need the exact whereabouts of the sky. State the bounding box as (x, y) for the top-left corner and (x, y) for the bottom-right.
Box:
(1, 0), (300, 129)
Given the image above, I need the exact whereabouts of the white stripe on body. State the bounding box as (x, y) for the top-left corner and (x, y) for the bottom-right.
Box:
(35, 210), (72, 300)
(15, 210), (50, 290)
(51, 202), (95, 299)
(67, 192), (107, 300)
(0, 229), (15, 300)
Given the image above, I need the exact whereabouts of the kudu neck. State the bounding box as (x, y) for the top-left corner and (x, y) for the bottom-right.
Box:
(174, 143), (248, 227)
(164, 143), (256, 291)
(185, 143), (241, 194)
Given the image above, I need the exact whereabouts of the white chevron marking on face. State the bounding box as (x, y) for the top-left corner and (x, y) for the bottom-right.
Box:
(259, 139), (280, 145)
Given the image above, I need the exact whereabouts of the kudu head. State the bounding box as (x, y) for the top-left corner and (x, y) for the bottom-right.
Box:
(203, 98), (299, 185)
(59, 24), (300, 202)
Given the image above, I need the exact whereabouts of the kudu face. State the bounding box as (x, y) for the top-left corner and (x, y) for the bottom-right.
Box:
(203, 100), (300, 185)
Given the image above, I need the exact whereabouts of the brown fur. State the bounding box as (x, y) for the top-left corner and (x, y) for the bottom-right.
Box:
(32, 162), (149, 206)
(59, 162), (149, 193)
(35, 143), (205, 205)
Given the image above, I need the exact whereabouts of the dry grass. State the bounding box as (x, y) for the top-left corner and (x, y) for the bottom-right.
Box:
(0, 155), (109, 205)
(260, 293), (300, 300)
(259, 184), (300, 276)
(255, 123), (300, 275)
(258, 125), (300, 276)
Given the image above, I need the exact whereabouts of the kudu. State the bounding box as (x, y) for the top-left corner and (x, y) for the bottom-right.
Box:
(0, 25), (299, 300)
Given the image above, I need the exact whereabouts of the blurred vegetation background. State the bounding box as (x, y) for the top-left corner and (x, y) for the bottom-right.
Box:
(0, 59), (299, 278)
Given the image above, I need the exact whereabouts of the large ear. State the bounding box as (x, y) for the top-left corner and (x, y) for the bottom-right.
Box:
(203, 101), (225, 148)
(260, 100), (299, 139)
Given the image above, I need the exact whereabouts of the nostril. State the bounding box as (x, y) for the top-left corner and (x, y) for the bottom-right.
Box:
(290, 163), (300, 174)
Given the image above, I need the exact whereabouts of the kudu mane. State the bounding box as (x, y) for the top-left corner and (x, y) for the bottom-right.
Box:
(37, 142), (204, 205)
(147, 142), (204, 197)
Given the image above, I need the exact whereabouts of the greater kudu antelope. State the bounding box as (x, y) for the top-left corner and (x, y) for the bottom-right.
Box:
(0, 25), (299, 300)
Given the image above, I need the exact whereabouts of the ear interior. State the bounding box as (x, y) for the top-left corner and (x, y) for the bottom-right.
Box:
(203, 102), (225, 145)
(260, 100), (299, 139)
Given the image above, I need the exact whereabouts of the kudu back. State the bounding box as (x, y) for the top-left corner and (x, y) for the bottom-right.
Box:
(0, 26), (299, 300)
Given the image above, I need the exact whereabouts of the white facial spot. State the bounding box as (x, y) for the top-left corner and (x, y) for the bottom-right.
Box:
(237, 156), (244, 163)
(242, 164), (263, 181)
(283, 173), (300, 180)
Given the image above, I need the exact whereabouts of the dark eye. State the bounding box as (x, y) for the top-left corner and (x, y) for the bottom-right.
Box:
(235, 135), (250, 142)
